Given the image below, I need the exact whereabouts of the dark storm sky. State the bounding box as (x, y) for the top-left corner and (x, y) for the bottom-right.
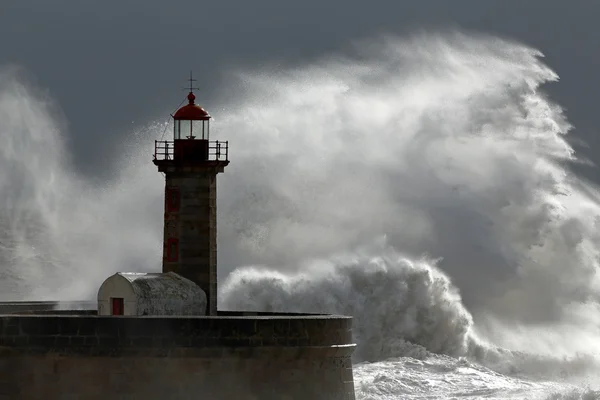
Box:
(1, 1), (599, 179)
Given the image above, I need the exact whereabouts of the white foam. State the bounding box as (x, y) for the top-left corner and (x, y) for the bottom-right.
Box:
(220, 242), (474, 361)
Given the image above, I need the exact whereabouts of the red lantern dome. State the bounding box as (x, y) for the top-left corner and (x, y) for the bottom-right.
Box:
(172, 92), (211, 121)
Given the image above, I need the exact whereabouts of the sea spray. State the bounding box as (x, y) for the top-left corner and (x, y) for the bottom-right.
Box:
(0, 69), (163, 301)
(213, 32), (600, 367)
(220, 240), (475, 362)
(1, 31), (600, 396)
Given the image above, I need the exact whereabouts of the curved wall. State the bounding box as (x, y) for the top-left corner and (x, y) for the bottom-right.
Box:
(0, 312), (356, 399)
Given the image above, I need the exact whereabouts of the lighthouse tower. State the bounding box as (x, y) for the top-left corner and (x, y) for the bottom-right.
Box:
(153, 77), (229, 316)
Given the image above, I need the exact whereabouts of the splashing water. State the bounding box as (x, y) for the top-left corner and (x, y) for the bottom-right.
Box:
(0, 67), (164, 300)
(2, 32), (600, 398)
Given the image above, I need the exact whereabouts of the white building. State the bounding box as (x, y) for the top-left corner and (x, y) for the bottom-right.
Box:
(97, 272), (207, 316)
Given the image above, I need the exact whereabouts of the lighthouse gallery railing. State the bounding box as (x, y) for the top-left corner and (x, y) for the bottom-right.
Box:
(154, 140), (229, 162)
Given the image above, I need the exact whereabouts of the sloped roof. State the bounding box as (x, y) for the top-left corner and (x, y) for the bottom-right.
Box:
(116, 271), (204, 302)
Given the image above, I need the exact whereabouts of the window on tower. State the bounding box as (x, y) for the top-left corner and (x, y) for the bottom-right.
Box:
(166, 238), (179, 262)
(174, 119), (209, 140)
(166, 188), (180, 212)
(174, 120), (191, 140)
(191, 120), (202, 139)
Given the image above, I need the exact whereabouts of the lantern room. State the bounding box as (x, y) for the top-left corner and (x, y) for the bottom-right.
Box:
(153, 76), (229, 165)
(172, 91), (211, 140)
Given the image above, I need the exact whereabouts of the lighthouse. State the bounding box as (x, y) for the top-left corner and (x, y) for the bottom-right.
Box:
(152, 77), (229, 316)
(0, 75), (357, 400)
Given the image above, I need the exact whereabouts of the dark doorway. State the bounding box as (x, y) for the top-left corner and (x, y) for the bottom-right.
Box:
(111, 297), (124, 315)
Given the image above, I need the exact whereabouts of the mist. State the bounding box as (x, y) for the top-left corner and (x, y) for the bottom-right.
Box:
(1, 32), (600, 384)
(215, 32), (600, 366)
(0, 67), (163, 300)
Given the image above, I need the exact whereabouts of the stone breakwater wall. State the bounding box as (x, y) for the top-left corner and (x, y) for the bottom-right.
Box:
(0, 311), (356, 399)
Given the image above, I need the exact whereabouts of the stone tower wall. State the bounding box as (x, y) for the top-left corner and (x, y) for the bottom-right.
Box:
(162, 167), (221, 315)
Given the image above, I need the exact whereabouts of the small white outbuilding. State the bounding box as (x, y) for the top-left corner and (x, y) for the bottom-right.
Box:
(97, 271), (207, 316)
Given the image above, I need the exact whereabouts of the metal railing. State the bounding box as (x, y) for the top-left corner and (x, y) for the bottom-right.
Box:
(154, 140), (229, 162)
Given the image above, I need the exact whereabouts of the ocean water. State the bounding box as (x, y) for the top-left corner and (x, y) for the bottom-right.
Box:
(1, 31), (600, 398)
